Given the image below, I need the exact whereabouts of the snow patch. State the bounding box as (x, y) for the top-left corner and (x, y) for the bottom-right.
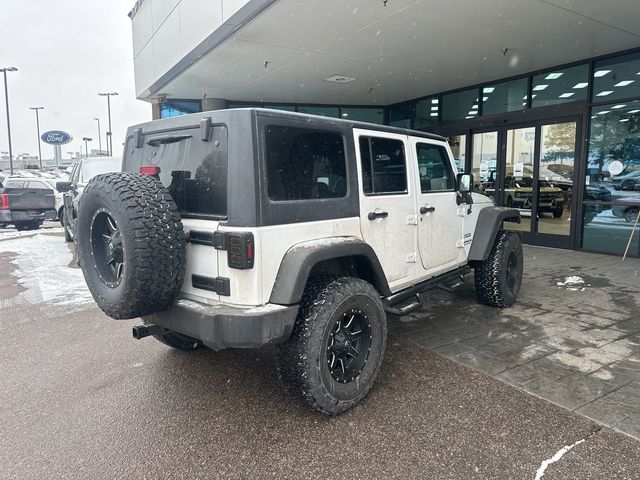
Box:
(535, 439), (585, 479)
(556, 275), (589, 291)
(2, 233), (92, 306)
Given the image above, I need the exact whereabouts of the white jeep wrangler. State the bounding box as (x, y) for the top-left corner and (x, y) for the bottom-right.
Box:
(76, 108), (522, 415)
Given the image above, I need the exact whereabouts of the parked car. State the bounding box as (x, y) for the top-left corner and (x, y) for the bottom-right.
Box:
(585, 184), (612, 202)
(0, 177), (57, 230)
(504, 176), (565, 218)
(612, 198), (640, 223)
(611, 170), (640, 191)
(56, 157), (121, 242)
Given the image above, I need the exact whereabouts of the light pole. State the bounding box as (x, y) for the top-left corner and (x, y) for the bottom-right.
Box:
(98, 92), (118, 156)
(1, 67), (18, 174)
(29, 106), (45, 170)
(93, 117), (102, 155)
(82, 137), (92, 158)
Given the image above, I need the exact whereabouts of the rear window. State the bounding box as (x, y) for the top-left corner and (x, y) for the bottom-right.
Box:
(265, 126), (346, 201)
(5, 180), (24, 188)
(137, 125), (228, 218)
(81, 158), (121, 183)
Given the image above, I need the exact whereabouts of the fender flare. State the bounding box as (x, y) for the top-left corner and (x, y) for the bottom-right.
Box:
(269, 237), (391, 305)
(468, 206), (521, 262)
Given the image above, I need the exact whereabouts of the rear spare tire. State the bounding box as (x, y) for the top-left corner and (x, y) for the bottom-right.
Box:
(76, 172), (186, 319)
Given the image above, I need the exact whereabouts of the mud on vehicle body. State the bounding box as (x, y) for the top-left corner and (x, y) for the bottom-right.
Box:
(76, 108), (522, 415)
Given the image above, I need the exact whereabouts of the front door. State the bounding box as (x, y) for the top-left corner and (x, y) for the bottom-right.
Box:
(354, 128), (417, 288)
(470, 118), (581, 248)
(410, 137), (464, 272)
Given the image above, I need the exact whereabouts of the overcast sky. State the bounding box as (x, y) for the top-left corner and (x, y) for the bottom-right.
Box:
(1, 0), (151, 159)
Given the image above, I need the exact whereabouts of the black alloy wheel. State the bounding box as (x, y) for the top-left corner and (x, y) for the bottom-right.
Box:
(326, 308), (371, 384)
(90, 209), (124, 287)
(505, 251), (519, 294)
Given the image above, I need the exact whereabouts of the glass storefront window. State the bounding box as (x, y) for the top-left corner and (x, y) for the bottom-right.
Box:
(446, 134), (466, 172)
(504, 127), (536, 233)
(532, 64), (589, 108)
(537, 122), (577, 236)
(482, 78), (527, 115)
(442, 89), (479, 122)
(159, 100), (202, 118)
(593, 52), (640, 102)
(296, 106), (339, 117)
(584, 100), (640, 256)
(388, 102), (413, 128)
(471, 131), (498, 192)
(340, 107), (384, 124)
(414, 97), (439, 130)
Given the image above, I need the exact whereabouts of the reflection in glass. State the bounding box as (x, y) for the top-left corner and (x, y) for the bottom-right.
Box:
(531, 64), (589, 108)
(482, 78), (527, 115)
(471, 131), (498, 194)
(592, 52), (640, 102)
(340, 107), (384, 124)
(443, 89), (479, 122)
(296, 106), (339, 118)
(584, 100), (640, 256)
(414, 97), (439, 129)
(504, 127), (535, 233)
(388, 102), (413, 128)
(537, 122), (576, 236)
(446, 134), (466, 172)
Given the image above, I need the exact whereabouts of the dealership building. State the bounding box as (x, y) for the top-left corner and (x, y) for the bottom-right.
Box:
(128, 0), (640, 257)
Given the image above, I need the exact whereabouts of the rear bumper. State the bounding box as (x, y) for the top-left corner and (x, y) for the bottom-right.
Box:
(0, 209), (57, 223)
(143, 299), (299, 351)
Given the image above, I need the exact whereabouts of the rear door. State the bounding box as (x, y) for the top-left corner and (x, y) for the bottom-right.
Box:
(409, 138), (464, 272)
(354, 128), (417, 289)
(123, 124), (228, 301)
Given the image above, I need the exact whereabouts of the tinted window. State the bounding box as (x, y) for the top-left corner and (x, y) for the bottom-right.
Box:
(532, 64), (589, 107)
(5, 180), (24, 188)
(593, 52), (640, 102)
(416, 143), (454, 192)
(359, 137), (407, 195)
(482, 78), (527, 115)
(296, 106), (339, 118)
(28, 181), (50, 189)
(414, 97), (439, 129)
(443, 88), (479, 122)
(340, 107), (384, 124)
(265, 126), (346, 201)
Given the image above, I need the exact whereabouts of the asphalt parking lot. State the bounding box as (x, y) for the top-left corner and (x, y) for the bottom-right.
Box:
(1, 225), (640, 479)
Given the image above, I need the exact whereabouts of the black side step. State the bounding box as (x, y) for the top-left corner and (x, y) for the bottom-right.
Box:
(383, 266), (471, 315)
(132, 324), (167, 340)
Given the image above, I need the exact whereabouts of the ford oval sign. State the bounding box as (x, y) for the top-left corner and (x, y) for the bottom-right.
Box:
(41, 130), (73, 145)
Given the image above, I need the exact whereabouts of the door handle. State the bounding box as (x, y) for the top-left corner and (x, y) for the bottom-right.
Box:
(420, 206), (436, 214)
(368, 211), (389, 220)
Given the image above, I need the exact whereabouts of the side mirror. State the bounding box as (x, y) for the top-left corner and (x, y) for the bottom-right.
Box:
(457, 173), (473, 193)
(56, 181), (72, 193)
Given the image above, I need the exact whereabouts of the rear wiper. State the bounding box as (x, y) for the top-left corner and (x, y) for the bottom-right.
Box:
(146, 134), (192, 146)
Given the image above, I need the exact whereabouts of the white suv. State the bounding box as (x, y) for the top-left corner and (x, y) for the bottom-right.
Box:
(75, 109), (522, 415)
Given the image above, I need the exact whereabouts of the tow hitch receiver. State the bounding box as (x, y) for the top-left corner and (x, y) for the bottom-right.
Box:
(132, 324), (167, 340)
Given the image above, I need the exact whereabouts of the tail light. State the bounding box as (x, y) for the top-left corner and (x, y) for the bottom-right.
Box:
(0, 194), (8, 210)
(139, 165), (161, 176)
(227, 232), (254, 270)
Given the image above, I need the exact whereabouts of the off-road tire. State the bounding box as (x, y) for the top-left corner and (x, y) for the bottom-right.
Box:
(63, 211), (73, 242)
(276, 277), (387, 415)
(474, 230), (523, 308)
(76, 172), (186, 319)
(154, 331), (203, 350)
(552, 205), (564, 218)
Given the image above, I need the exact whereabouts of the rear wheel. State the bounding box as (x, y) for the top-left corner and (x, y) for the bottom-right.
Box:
(276, 277), (387, 415)
(154, 330), (203, 350)
(474, 231), (523, 308)
(552, 204), (564, 218)
(624, 207), (640, 224)
(15, 221), (40, 231)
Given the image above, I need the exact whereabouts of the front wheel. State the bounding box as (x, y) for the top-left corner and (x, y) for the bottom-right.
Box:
(474, 231), (523, 308)
(276, 277), (387, 415)
(552, 204), (564, 218)
(624, 207), (640, 224)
